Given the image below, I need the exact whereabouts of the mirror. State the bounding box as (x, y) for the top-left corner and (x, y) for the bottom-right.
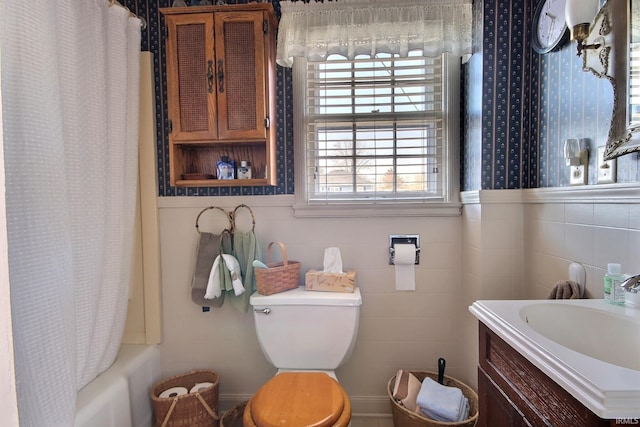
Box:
(582, 0), (640, 160)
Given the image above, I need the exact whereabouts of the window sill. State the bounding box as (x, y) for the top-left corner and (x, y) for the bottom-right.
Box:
(292, 201), (462, 218)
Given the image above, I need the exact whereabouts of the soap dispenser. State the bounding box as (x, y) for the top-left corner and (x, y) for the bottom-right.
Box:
(604, 263), (625, 305)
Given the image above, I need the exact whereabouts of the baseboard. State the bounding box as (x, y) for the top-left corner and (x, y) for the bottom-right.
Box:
(218, 394), (251, 413)
(349, 395), (393, 416)
(218, 394), (392, 417)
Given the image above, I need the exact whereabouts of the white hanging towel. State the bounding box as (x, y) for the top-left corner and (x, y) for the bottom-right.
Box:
(205, 254), (245, 299)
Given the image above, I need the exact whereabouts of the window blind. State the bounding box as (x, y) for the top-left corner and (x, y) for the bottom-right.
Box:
(303, 52), (448, 202)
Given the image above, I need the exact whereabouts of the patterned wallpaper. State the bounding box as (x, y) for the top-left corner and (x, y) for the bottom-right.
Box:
(125, 0), (637, 195)
(464, 0), (638, 190)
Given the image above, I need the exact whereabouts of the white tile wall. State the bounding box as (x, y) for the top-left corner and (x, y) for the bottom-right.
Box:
(460, 187), (640, 390)
(154, 187), (640, 415)
(523, 200), (638, 300)
(157, 196), (465, 415)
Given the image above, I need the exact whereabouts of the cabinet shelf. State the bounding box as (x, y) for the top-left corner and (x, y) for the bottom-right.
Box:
(174, 139), (267, 148)
(176, 178), (270, 187)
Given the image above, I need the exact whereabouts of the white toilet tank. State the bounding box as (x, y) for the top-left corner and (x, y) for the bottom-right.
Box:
(250, 286), (362, 370)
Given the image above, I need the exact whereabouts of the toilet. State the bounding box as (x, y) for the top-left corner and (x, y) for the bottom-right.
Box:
(244, 286), (362, 427)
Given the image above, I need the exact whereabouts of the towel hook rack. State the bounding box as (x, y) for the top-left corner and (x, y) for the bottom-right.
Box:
(195, 206), (232, 235)
(231, 204), (256, 233)
(195, 204), (256, 235)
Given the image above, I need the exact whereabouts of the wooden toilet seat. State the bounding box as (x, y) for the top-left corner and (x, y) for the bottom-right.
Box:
(243, 372), (351, 427)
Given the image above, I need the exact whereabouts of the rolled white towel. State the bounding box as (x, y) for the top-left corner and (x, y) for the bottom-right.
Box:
(204, 254), (245, 298)
(204, 255), (223, 299)
(221, 254), (245, 296)
(416, 377), (468, 422)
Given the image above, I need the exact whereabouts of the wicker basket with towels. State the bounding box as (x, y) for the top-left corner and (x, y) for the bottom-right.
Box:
(388, 370), (478, 427)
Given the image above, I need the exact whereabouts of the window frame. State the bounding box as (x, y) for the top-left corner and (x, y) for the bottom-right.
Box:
(292, 53), (462, 218)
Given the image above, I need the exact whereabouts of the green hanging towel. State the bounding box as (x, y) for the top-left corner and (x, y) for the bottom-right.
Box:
(230, 230), (262, 313)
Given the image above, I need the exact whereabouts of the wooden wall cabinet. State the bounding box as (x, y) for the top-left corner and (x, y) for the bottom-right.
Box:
(477, 322), (617, 427)
(160, 4), (277, 187)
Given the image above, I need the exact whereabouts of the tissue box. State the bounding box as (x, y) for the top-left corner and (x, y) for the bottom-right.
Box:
(305, 269), (356, 293)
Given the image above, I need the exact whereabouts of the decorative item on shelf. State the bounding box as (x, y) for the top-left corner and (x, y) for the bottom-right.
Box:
(237, 161), (252, 179)
(172, 0), (187, 6)
(216, 157), (235, 180)
(565, 0), (601, 56)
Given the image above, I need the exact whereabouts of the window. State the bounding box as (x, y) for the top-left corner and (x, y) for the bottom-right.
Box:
(293, 51), (460, 211)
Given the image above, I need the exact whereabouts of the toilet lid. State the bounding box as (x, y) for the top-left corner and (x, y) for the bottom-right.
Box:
(250, 372), (345, 427)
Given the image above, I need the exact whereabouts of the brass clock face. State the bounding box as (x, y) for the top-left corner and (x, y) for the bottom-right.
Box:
(532, 0), (569, 54)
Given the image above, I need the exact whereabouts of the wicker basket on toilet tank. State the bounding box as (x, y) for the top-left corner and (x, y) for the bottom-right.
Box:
(387, 371), (478, 427)
(254, 242), (301, 295)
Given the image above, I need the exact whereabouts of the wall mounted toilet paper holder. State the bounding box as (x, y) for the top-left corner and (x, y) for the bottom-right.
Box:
(389, 234), (420, 265)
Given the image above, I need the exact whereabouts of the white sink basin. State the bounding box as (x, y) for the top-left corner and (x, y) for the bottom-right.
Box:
(469, 299), (640, 419)
(519, 303), (640, 372)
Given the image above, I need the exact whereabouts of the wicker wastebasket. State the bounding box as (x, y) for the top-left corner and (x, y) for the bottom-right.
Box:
(220, 400), (248, 427)
(151, 369), (220, 427)
(387, 371), (478, 427)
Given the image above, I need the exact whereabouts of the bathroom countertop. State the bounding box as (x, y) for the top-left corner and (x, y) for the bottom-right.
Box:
(469, 299), (640, 419)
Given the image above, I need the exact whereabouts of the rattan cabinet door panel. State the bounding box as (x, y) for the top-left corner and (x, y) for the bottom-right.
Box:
(164, 13), (218, 143)
(214, 11), (267, 140)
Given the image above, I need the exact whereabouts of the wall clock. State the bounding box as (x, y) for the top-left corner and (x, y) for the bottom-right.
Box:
(532, 0), (569, 54)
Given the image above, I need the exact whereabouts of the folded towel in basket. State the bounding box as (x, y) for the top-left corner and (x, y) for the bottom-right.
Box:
(547, 280), (580, 299)
(417, 377), (469, 422)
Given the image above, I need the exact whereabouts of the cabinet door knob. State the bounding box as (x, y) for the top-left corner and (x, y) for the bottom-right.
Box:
(217, 59), (224, 93)
(207, 60), (214, 93)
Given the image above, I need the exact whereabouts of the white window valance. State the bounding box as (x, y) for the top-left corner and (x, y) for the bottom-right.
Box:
(276, 0), (473, 67)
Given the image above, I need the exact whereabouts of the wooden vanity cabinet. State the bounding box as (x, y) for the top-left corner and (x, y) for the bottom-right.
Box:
(478, 322), (616, 427)
(160, 4), (277, 187)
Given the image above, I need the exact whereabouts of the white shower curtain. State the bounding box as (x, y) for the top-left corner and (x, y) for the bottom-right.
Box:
(1, 0), (141, 425)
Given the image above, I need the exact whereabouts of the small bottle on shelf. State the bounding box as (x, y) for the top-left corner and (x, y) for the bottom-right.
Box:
(237, 160), (252, 179)
(216, 156), (235, 180)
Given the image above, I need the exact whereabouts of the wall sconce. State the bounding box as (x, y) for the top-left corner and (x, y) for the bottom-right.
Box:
(565, 0), (601, 56)
(564, 138), (589, 185)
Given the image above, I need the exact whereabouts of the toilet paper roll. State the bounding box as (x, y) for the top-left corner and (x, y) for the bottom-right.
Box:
(394, 244), (416, 291)
(190, 382), (214, 393)
(159, 386), (189, 399)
